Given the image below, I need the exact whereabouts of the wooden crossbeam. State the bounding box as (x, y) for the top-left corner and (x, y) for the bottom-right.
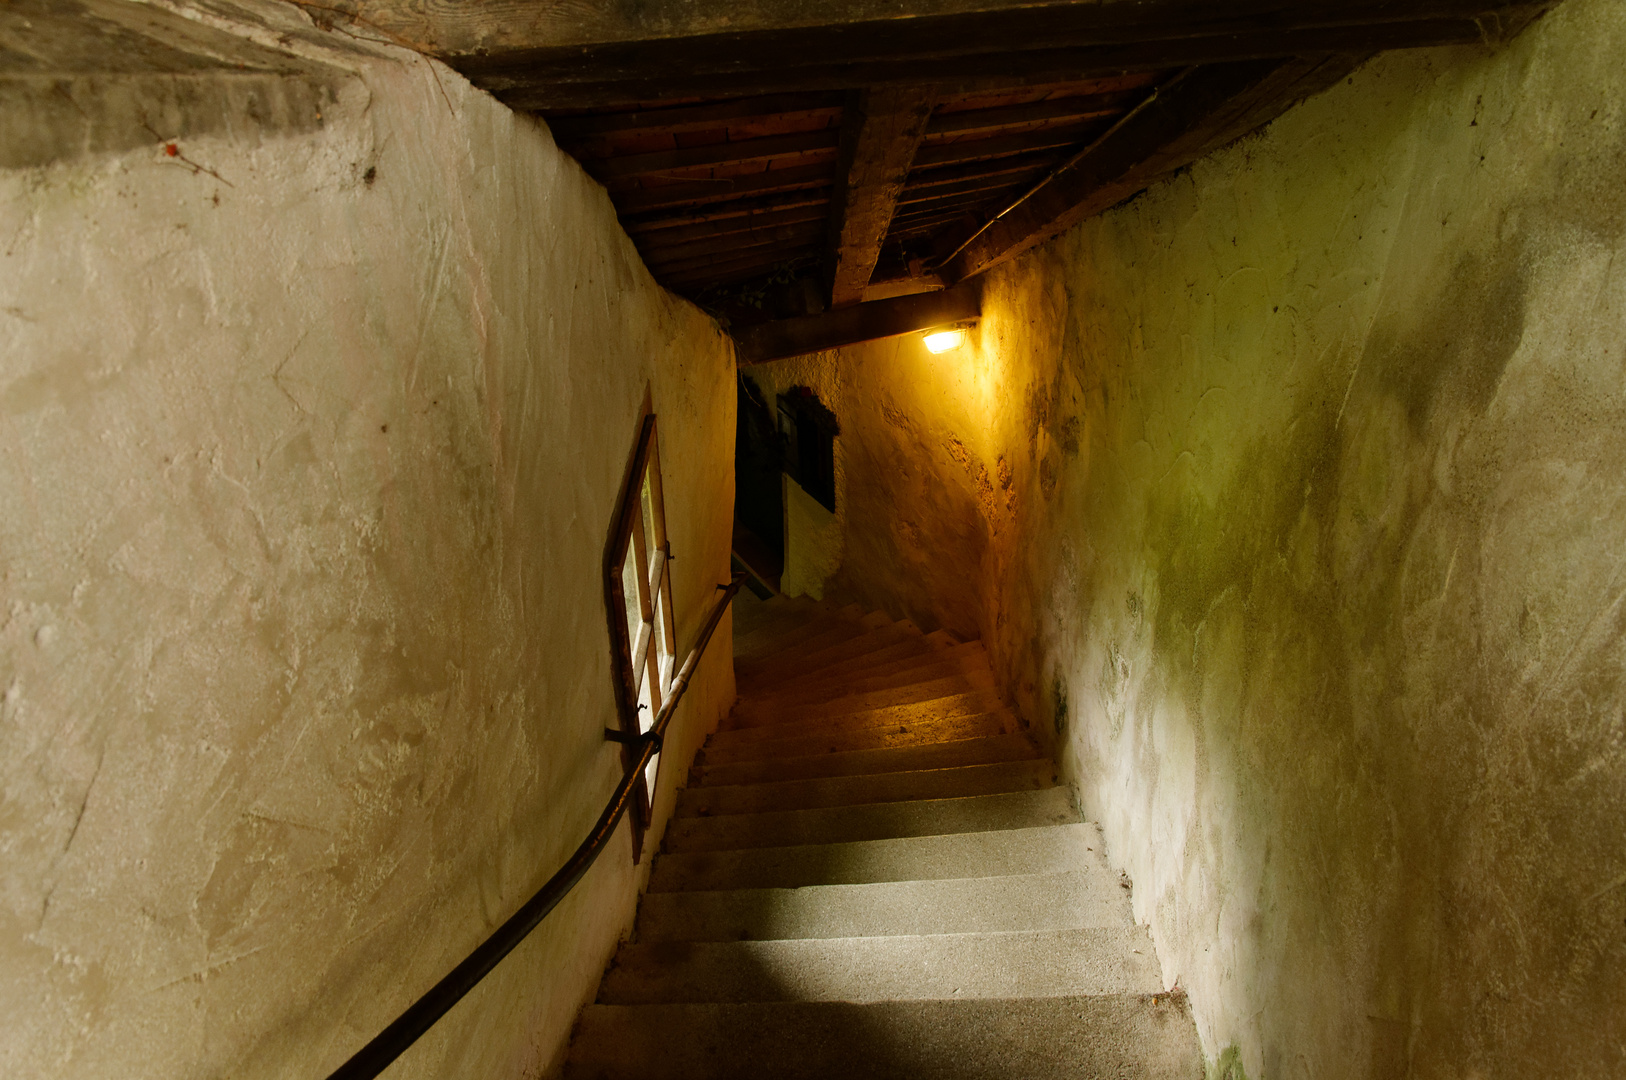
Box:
(825, 87), (937, 309)
(589, 129), (840, 182)
(420, 2), (1546, 109)
(925, 93), (1139, 137)
(614, 164), (833, 215)
(627, 203), (832, 245)
(546, 92), (843, 142)
(734, 282), (982, 365)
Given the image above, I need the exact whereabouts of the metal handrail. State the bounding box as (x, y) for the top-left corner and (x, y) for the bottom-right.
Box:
(327, 572), (749, 1080)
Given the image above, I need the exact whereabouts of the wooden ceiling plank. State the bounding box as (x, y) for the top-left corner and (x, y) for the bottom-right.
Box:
(825, 86), (939, 309)
(944, 54), (1366, 281)
(626, 203), (832, 244)
(589, 128), (840, 181)
(545, 92), (844, 141)
(658, 244), (821, 282)
(614, 164), (834, 215)
(622, 193), (833, 232)
(912, 122), (1105, 170)
(735, 281), (981, 365)
(640, 222), (828, 264)
(923, 92), (1140, 137)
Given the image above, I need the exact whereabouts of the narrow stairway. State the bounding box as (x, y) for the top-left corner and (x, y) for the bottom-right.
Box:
(566, 595), (1201, 1078)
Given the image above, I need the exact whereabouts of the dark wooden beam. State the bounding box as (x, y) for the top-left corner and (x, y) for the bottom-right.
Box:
(734, 281), (981, 364)
(661, 247), (822, 287)
(546, 92), (843, 142)
(589, 129), (839, 182)
(942, 55), (1365, 281)
(653, 241), (821, 277)
(627, 203), (831, 244)
(912, 122), (1104, 170)
(623, 192), (832, 232)
(825, 86), (937, 309)
(614, 164), (833, 215)
(641, 223), (827, 265)
(428, 2), (1546, 109)
(343, 0), (1537, 57)
(925, 93), (1140, 137)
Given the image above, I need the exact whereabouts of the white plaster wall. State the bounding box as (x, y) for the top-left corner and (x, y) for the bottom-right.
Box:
(793, 1), (1626, 1075)
(0, 14), (736, 1080)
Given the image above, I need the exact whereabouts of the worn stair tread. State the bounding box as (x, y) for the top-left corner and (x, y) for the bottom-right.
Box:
(729, 681), (1003, 729)
(565, 995), (1202, 1080)
(691, 733), (1038, 788)
(747, 651), (995, 711)
(675, 758), (1054, 818)
(738, 622), (929, 690)
(696, 709), (1015, 766)
(702, 701), (1014, 756)
(600, 926), (1165, 1004)
(711, 689), (1007, 746)
(738, 618), (880, 672)
(735, 615), (868, 664)
(662, 787), (1081, 853)
(651, 822), (1093, 891)
(635, 870), (1132, 942)
(755, 638), (988, 699)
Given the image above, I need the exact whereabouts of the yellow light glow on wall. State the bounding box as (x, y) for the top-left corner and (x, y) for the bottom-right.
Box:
(923, 327), (968, 353)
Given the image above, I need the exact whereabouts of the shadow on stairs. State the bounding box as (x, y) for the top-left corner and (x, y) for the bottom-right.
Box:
(565, 594), (1201, 1079)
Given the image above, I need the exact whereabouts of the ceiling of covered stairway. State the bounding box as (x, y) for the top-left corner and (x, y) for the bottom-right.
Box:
(345, 0), (1549, 327)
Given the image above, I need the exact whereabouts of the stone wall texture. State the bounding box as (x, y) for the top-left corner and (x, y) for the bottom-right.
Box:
(0, 12), (736, 1079)
(805, 1), (1626, 1075)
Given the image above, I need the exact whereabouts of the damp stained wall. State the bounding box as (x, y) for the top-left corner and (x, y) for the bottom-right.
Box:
(802, 0), (1626, 1074)
(0, 9), (737, 1078)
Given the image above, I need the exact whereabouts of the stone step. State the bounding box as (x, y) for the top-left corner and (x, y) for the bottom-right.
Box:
(651, 822), (1093, 892)
(674, 758), (1054, 818)
(565, 995), (1203, 1080)
(636, 870), (1131, 943)
(691, 733), (1038, 788)
(745, 647), (993, 711)
(710, 690), (1005, 746)
(598, 926), (1165, 1004)
(728, 679), (1001, 729)
(662, 788), (1081, 854)
(738, 621), (928, 690)
(752, 639), (987, 700)
(695, 709), (1014, 767)
(735, 614), (868, 665)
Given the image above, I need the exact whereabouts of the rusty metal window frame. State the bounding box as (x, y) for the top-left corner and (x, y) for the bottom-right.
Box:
(605, 414), (678, 860)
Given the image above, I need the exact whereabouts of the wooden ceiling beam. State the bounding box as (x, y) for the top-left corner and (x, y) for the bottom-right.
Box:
(436, 3), (1545, 109)
(735, 281), (981, 365)
(825, 86), (938, 309)
(343, 0), (1539, 58)
(589, 129), (839, 182)
(622, 192), (832, 232)
(641, 223), (828, 265)
(546, 92), (843, 142)
(925, 93), (1141, 138)
(613, 164), (833, 215)
(658, 245), (821, 285)
(627, 204), (832, 245)
(912, 122), (1104, 170)
(941, 55), (1366, 281)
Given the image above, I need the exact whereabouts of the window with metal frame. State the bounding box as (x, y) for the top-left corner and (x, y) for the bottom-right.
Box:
(605, 415), (677, 860)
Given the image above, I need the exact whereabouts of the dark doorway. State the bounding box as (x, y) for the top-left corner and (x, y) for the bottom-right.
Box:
(733, 374), (784, 592)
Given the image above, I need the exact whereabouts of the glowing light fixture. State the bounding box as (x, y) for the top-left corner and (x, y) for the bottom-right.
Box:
(923, 327), (968, 354)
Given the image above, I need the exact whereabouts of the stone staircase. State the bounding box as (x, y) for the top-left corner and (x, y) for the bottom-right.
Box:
(565, 595), (1201, 1078)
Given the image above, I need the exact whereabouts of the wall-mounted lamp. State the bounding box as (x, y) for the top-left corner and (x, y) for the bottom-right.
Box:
(922, 324), (970, 353)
